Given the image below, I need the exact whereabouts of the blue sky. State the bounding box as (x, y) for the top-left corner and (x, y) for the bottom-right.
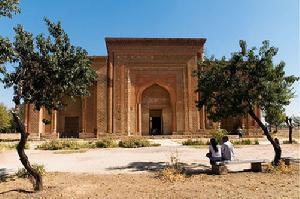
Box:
(0, 0), (299, 116)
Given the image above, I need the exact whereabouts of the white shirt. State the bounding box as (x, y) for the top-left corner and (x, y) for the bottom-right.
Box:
(221, 141), (234, 161)
(209, 145), (221, 158)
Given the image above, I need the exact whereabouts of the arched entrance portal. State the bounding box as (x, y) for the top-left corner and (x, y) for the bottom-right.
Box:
(140, 84), (173, 135)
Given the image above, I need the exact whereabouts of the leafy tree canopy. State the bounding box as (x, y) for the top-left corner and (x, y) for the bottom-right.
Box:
(195, 40), (298, 123)
(0, 103), (12, 131)
(1, 18), (98, 112)
(0, 0), (20, 18)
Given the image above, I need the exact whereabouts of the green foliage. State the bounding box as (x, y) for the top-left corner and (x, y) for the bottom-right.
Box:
(210, 129), (228, 144)
(0, 0), (20, 18)
(1, 18), (97, 113)
(16, 163), (46, 178)
(194, 40), (299, 123)
(264, 106), (285, 130)
(283, 140), (298, 144)
(36, 140), (94, 150)
(0, 103), (12, 132)
(182, 139), (208, 145)
(0, 142), (29, 151)
(232, 139), (252, 145)
(118, 138), (156, 148)
(254, 139), (260, 145)
(95, 139), (118, 148)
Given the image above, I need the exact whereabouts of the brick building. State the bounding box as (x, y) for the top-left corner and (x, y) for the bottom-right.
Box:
(24, 38), (261, 138)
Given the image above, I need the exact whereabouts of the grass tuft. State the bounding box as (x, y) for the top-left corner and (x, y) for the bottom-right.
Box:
(118, 138), (159, 148)
(16, 163), (46, 178)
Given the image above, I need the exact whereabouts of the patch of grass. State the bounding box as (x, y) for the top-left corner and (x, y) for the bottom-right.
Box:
(232, 139), (252, 145)
(254, 139), (259, 145)
(36, 140), (94, 150)
(189, 145), (209, 149)
(118, 138), (158, 148)
(0, 143), (29, 151)
(16, 164), (46, 178)
(282, 140), (298, 144)
(265, 160), (296, 174)
(53, 149), (87, 154)
(156, 152), (186, 182)
(182, 139), (208, 146)
(95, 139), (118, 148)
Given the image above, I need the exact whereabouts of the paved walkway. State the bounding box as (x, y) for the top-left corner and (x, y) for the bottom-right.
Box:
(0, 143), (299, 175)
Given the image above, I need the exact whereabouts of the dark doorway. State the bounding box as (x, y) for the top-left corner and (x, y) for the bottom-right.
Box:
(149, 109), (162, 135)
(62, 116), (79, 138)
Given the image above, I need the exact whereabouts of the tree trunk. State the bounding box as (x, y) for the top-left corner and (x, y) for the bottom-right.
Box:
(12, 112), (43, 191)
(248, 109), (281, 166)
(285, 117), (293, 144)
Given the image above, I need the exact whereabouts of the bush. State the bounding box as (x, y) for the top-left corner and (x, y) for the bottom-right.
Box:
(95, 139), (118, 148)
(16, 163), (46, 178)
(36, 140), (94, 150)
(283, 140), (298, 144)
(0, 142), (29, 151)
(210, 129), (229, 144)
(118, 138), (153, 148)
(254, 139), (259, 145)
(157, 152), (186, 182)
(232, 139), (252, 145)
(182, 139), (207, 146)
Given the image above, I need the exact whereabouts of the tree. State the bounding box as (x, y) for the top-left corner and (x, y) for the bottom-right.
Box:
(292, 116), (300, 129)
(194, 40), (299, 166)
(0, 103), (12, 132)
(264, 107), (285, 133)
(0, 0), (20, 18)
(0, 18), (97, 191)
(285, 116), (293, 144)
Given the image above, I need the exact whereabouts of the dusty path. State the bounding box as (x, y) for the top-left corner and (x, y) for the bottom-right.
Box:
(1, 143), (299, 175)
(0, 170), (299, 199)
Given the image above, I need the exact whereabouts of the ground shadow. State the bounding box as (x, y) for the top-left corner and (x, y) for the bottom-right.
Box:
(107, 161), (212, 175)
(0, 168), (15, 182)
(0, 189), (34, 195)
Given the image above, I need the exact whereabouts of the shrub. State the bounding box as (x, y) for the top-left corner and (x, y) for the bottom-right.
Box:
(210, 129), (229, 144)
(95, 139), (118, 148)
(233, 139), (252, 145)
(182, 139), (207, 146)
(265, 160), (295, 174)
(254, 139), (259, 145)
(283, 140), (298, 144)
(118, 138), (153, 148)
(157, 152), (186, 182)
(36, 140), (94, 150)
(0, 142), (29, 151)
(0, 143), (15, 151)
(16, 163), (46, 178)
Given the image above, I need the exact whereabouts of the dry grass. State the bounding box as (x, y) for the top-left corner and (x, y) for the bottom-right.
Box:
(156, 167), (186, 182)
(265, 160), (298, 174)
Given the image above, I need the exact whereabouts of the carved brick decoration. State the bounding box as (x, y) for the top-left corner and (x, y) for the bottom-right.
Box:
(25, 38), (262, 138)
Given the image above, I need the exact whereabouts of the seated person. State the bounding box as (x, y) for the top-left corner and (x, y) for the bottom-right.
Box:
(206, 138), (222, 165)
(221, 136), (235, 161)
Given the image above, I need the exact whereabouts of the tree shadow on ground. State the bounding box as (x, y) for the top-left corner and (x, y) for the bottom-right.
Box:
(0, 189), (34, 195)
(106, 161), (212, 175)
(0, 168), (34, 194)
(0, 168), (15, 182)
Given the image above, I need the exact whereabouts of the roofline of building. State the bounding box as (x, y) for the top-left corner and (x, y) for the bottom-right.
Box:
(105, 37), (207, 53)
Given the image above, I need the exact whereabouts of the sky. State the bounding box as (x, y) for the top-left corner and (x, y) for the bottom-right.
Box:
(0, 0), (299, 116)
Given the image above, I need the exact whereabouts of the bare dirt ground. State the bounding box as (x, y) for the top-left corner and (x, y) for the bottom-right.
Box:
(0, 130), (299, 198)
(0, 166), (299, 199)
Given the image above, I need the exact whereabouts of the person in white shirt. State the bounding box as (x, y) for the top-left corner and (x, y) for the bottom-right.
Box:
(221, 136), (235, 161)
(206, 138), (222, 165)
